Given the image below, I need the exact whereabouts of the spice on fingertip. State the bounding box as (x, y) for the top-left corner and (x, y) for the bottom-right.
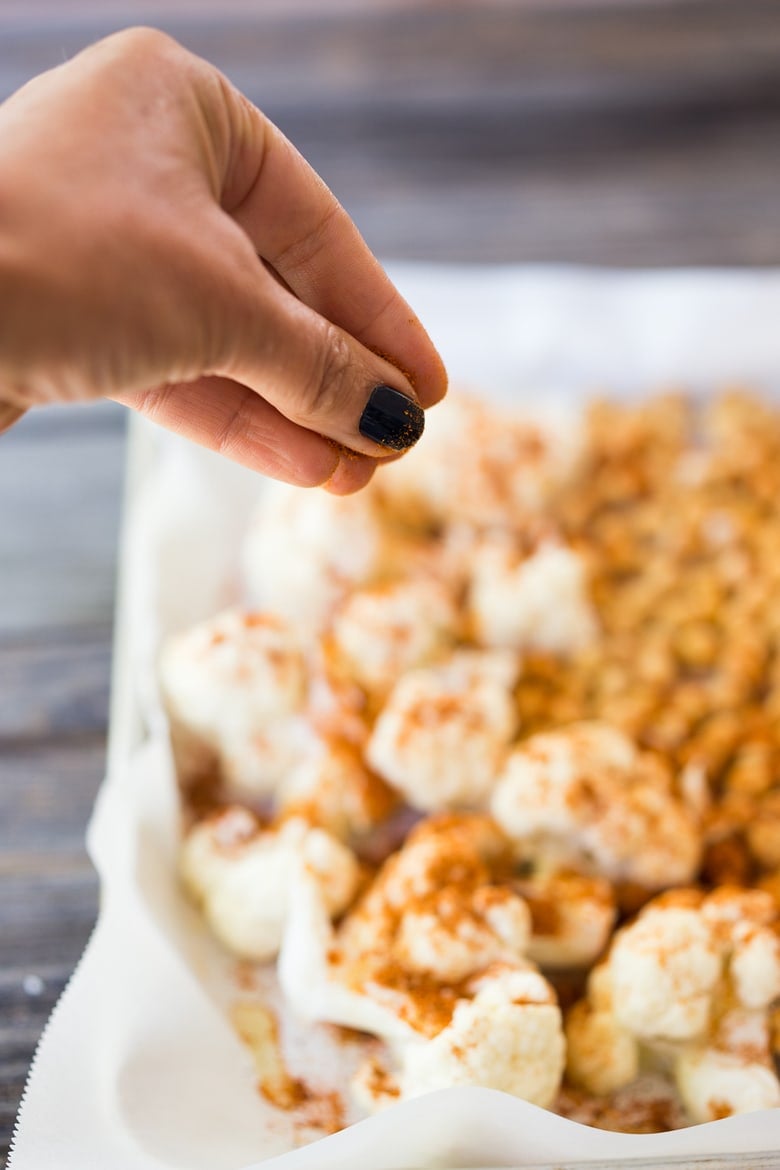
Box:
(358, 385), (425, 452)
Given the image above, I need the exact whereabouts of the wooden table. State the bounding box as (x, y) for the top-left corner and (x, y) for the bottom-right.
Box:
(3, 0), (780, 1159)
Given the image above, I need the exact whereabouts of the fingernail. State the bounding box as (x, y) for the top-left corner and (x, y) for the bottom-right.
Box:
(359, 385), (425, 451)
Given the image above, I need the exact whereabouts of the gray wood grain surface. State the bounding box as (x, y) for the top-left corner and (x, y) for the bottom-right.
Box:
(3, 0), (780, 1163)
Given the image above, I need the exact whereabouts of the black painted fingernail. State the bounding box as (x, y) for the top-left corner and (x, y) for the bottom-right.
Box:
(359, 385), (425, 451)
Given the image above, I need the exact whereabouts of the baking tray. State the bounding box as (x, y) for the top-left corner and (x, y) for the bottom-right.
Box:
(10, 264), (780, 1170)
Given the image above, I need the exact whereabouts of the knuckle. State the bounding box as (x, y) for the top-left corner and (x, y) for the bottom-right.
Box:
(89, 28), (190, 90)
(132, 382), (178, 422)
(302, 322), (355, 421)
(271, 201), (343, 280)
(112, 26), (179, 62)
(213, 393), (256, 460)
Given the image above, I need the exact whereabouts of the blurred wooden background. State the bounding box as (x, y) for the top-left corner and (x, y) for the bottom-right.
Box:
(3, 0), (780, 264)
(3, 0), (780, 1160)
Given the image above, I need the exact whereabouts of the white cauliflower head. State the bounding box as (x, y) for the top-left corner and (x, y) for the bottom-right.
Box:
(367, 651), (520, 811)
(565, 988), (640, 1097)
(516, 870), (616, 969)
(566, 886), (780, 1121)
(159, 608), (308, 796)
(338, 814), (530, 989)
(329, 577), (458, 699)
(241, 482), (388, 635)
(373, 393), (584, 530)
(700, 888), (780, 1011)
(469, 536), (597, 655)
(277, 815), (564, 1113)
(609, 904), (723, 1043)
(675, 1047), (780, 1123)
(395, 963), (565, 1109)
(491, 722), (701, 889)
(277, 735), (398, 843)
(180, 808), (360, 961)
(393, 884), (532, 984)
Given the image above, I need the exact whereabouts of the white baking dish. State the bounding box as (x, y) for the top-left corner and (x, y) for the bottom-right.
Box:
(10, 265), (780, 1170)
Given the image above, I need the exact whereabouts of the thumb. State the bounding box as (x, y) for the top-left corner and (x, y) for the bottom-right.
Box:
(218, 269), (426, 457)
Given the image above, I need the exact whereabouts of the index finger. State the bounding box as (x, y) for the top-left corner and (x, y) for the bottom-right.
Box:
(215, 87), (447, 409)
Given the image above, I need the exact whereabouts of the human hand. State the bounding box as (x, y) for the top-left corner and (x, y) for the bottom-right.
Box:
(0, 28), (447, 492)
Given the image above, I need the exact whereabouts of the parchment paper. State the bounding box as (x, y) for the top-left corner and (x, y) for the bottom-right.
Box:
(10, 265), (780, 1170)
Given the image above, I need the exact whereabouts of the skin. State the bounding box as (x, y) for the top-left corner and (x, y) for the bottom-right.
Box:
(0, 28), (447, 493)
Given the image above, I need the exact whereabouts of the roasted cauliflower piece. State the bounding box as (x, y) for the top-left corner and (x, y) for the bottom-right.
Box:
(491, 722), (701, 890)
(180, 806), (360, 961)
(159, 608), (308, 797)
(367, 651), (520, 811)
(566, 887), (780, 1121)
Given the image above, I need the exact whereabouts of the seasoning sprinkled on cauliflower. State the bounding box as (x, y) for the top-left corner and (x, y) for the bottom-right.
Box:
(391, 963), (565, 1109)
(675, 1047), (780, 1123)
(329, 578), (458, 700)
(491, 722), (701, 889)
(367, 651), (520, 811)
(282, 815), (536, 1027)
(393, 886), (532, 984)
(566, 886), (780, 1121)
(159, 608), (309, 797)
(242, 483), (390, 636)
(336, 814), (529, 1000)
(515, 870), (616, 969)
(278, 735), (398, 844)
(470, 536), (597, 655)
(279, 860), (565, 1113)
(565, 982), (640, 1096)
(609, 905), (722, 1042)
(373, 393), (584, 530)
(180, 807), (359, 961)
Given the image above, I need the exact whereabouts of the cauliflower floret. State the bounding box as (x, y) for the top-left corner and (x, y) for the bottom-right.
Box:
(242, 479), (451, 637)
(609, 906), (722, 1043)
(180, 808), (359, 961)
(470, 536), (597, 654)
(699, 888), (780, 1010)
(282, 816), (534, 1026)
(242, 483), (390, 635)
(277, 820), (564, 1112)
(730, 925), (780, 1011)
(491, 722), (701, 889)
(395, 964), (565, 1109)
(394, 885), (531, 983)
(516, 870), (616, 969)
(675, 1048), (780, 1123)
(278, 735), (398, 843)
(566, 886), (780, 1119)
(338, 815), (528, 989)
(179, 804), (258, 893)
(367, 651), (520, 811)
(373, 393), (584, 530)
(565, 1017), (639, 1099)
(329, 578), (458, 699)
(712, 1004), (774, 1065)
(565, 967), (640, 1096)
(366, 813), (511, 909)
(159, 608), (308, 796)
